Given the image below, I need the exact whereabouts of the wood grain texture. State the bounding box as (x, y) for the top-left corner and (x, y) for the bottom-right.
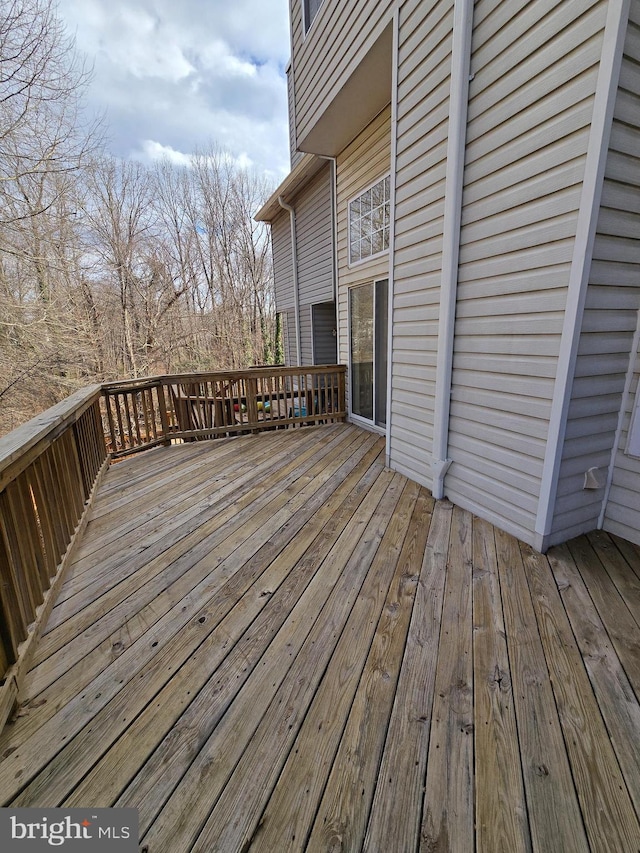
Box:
(567, 535), (640, 697)
(364, 499), (452, 853)
(420, 505), (474, 853)
(473, 517), (529, 853)
(251, 483), (430, 853)
(547, 541), (640, 825)
(3, 431), (379, 804)
(494, 528), (588, 853)
(0, 425), (637, 853)
(142, 471), (402, 852)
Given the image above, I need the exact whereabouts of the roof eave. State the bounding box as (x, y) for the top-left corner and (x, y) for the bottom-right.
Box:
(255, 153), (328, 221)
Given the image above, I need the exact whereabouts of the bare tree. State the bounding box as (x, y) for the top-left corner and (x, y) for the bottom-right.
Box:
(0, 0), (103, 431)
(0, 0), (97, 221)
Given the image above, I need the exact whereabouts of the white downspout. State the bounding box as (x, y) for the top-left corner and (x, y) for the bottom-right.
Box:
(385, 7), (399, 467)
(278, 196), (302, 366)
(431, 0), (474, 499)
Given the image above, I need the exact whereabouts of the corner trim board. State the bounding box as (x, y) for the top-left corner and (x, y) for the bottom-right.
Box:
(534, 0), (631, 540)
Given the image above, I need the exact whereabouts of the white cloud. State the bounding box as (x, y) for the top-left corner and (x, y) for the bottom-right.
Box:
(58, 0), (291, 179)
(199, 40), (257, 79)
(139, 140), (193, 166)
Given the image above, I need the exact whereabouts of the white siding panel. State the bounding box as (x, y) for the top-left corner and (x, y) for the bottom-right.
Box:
(389, 0), (454, 488)
(282, 308), (297, 367)
(272, 210), (294, 311)
(295, 164), (334, 306)
(300, 304), (313, 365)
(444, 0), (607, 544)
(554, 9), (640, 546)
(288, 65), (303, 169)
(292, 0), (394, 145)
(604, 6), (640, 545)
(604, 343), (640, 548)
(336, 106), (392, 370)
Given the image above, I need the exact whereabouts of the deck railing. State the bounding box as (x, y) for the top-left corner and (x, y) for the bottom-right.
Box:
(0, 365), (345, 726)
(102, 364), (347, 457)
(0, 386), (109, 726)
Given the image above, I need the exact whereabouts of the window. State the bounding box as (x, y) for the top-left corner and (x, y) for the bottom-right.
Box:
(303, 0), (325, 33)
(349, 279), (388, 428)
(349, 175), (391, 265)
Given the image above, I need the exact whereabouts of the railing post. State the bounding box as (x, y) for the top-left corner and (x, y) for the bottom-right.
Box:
(157, 382), (171, 445)
(246, 376), (259, 433)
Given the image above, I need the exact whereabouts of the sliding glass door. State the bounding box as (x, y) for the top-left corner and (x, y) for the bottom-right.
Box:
(349, 279), (388, 428)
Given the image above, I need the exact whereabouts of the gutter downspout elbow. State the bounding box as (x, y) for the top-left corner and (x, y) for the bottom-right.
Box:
(278, 196), (302, 367)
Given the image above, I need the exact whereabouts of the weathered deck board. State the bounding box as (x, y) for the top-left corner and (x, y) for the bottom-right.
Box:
(567, 536), (640, 698)
(495, 528), (589, 853)
(523, 543), (640, 852)
(0, 423), (638, 853)
(363, 499), (452, 853)
(473, 517), (529, 853)
(421, 505), (474, 852)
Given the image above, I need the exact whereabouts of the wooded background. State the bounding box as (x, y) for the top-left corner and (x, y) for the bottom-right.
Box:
(0, 0), (279, 435)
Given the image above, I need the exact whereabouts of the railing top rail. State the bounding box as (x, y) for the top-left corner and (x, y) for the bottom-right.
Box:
(0, 384), (102, 492)
(0, 365), (348, 481)
(102, 364), (346, 392)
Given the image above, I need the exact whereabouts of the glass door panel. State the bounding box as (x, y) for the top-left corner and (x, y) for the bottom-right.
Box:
(349, 279), (388, 427)
(350, 284), (374, 421)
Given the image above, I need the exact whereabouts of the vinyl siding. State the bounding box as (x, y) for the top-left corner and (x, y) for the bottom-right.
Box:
(295, 165), (334, 305)
(444, 0), (609, 544)
(388, 0), (454, 488)
(598, 3), (640, 547)
(281, 308), (297, 367)
(290, 0), (394, 146)
(336, 106), (392, 378)
(271, 165), (333, 363)
(288, 65), (303, 169)
(272, 210), (294, 311)
(300, 304), (313, 364)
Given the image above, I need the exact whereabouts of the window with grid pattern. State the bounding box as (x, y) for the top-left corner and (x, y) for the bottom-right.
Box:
(349, 175), (390, 265)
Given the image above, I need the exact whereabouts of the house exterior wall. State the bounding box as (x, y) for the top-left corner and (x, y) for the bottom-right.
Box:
(287, 65), (303, 169)
(280, 309), (296, 366)
(271, 0), (639, 549)
(290, 0), (394, 147)
(300, 305), (313, 364)
(272, 210), (295, 311)
(590, 1), (640, 546)
(387, 0), (454, 487)
(271, 165), (334, 366)
(604, 340), (640, 545)
(336, 106), (392, 372)
(296, 166), (334, 306)
(441, 0), (610, 543)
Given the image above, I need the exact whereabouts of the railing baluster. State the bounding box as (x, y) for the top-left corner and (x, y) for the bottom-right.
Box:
(114, 393), (126, 453)
(100, 365), (346, 451)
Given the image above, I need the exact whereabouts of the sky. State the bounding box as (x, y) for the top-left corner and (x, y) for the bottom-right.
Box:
(57, 0), (291, 182)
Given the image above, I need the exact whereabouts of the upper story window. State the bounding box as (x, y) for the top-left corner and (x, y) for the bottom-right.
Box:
(349, 175), (391, 265)
(304, 0), (325, 34)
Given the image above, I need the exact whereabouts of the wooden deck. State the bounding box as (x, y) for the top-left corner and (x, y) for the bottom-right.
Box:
(0, 423), (638, 852)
